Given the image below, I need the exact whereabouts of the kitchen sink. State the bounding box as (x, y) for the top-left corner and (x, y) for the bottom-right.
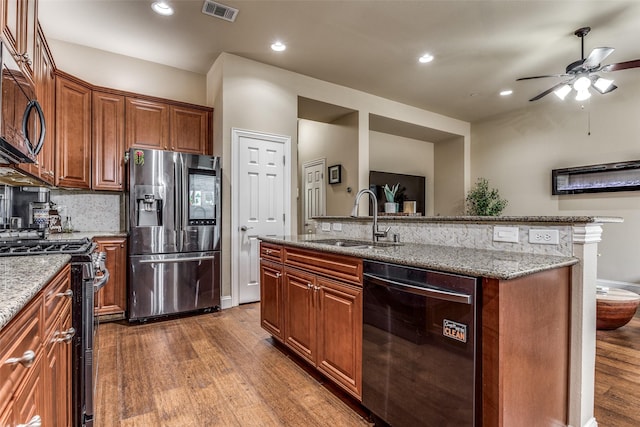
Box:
(310, 238), (402, 249)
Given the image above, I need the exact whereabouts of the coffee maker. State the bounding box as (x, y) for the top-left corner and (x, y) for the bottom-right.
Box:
(10, 187), (50, 229)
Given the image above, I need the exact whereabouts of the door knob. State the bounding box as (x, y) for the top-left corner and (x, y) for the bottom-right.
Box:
(240, 226), (254, 231)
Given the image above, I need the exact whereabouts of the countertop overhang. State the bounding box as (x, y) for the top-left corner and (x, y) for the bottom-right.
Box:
(313, 215), (623, 225)
(260, 235), (578, 281)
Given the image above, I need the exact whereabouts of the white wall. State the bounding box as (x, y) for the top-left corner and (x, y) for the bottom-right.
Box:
(434, 137), (466, 216)
(48, 40), (208, 105)
(369, 131), (434, 215)
(471, 82), (640, 284)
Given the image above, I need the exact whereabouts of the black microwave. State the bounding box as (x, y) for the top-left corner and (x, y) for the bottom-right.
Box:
(0, 41), (45, 164)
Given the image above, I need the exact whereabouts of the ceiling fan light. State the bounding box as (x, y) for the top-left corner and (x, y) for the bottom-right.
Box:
(593, 77), (614, 93)
(573, 76), (591, 91)
(553, 85), (572, 100)
(575, 89), (591, 101)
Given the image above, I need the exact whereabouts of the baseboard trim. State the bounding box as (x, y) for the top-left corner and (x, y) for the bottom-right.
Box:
(220, 295), (234, 310)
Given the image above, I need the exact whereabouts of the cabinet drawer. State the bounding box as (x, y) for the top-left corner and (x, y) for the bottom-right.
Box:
(43, 265), (72, 331)
(260, 243), (283, 263)
(284, 247), (362, 286)
(0, 296), (42, 400)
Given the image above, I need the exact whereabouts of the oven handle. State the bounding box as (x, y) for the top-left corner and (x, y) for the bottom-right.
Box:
(363, 272), (472, 305)
(139, 255), (217, 264)
(93, 269), (110, 292)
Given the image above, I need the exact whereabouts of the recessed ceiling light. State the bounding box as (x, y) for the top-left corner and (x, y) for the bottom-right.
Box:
(418, 53), (434, 63)
(271, 41), (286, 52)
(152, 1), (174, 16)
(500, 90), (513, 96)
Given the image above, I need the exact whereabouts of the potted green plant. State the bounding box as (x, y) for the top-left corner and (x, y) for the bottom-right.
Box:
(383, 183), (400, 213)
(465, 177), (508, 216)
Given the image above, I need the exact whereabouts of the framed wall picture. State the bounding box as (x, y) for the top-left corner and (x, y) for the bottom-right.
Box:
(328, 165), (342, 184)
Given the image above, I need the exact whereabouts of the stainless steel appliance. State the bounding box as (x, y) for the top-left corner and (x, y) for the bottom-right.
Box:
(128, 147), (221, 321)
(362, 260), (480, 427)
(0, 41), (46, 165)
(0, 237), (108, 427)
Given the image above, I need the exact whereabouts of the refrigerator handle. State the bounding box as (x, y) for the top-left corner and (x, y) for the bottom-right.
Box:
(174, 158), (183, 251)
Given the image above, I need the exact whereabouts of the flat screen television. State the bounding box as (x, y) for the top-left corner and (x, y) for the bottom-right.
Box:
(368, 171), (425, 215)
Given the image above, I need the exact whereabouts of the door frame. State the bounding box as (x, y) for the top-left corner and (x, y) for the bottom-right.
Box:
(231, 128), (291, 307)
(301, 158), (327, 232)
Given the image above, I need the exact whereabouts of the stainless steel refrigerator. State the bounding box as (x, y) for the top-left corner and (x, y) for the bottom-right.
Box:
(127, 148), (221, 321)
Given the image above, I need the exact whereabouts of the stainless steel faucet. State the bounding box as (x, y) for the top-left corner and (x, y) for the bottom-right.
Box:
(351, 189), (390, 242)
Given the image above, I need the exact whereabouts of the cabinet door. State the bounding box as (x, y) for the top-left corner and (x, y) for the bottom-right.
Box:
(259, 260), (284, 341)
(94, 237), (127, 317)
(55, 75), (92, 189)
(33, 27), (55, 183)
(13, 354), (44, 427)
(125, 97), (169, 150)
(1, 0), (37, 78)
(44, 304), (72, 427)
(2, 0), (21, 59)
(169, 105), (210, 154)
(283, 267), (316, 364)
(92, 92), (125, 191)
(316, 277), (363, 399)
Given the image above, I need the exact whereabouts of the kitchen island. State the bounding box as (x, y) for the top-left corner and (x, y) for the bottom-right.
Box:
(261, 215), (621, 427)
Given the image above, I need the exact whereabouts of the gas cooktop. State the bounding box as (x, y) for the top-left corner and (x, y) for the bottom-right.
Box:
(0, 238), (94, 256)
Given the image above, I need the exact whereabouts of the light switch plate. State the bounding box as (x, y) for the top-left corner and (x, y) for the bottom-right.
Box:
(321, 222), (331, 232)
(332, 223), (342, 231)
(493, 226), (519, 243)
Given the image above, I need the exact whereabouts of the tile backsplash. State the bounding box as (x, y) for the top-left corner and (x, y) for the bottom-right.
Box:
(50, 190), (124, 232)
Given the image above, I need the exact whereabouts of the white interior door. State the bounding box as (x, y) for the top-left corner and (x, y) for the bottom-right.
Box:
(302, 159), (326, 233)
(233, 129), (290, 305)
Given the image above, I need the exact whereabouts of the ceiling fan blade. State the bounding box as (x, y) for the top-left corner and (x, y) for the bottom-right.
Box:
(601, 59), (640, 72)
(583, 47), (615, 68)
(516, 74), (567, 81)
(528, 81), (572, 102)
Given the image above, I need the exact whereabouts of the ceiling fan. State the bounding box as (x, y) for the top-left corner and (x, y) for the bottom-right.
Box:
(517, 27), (640, 102)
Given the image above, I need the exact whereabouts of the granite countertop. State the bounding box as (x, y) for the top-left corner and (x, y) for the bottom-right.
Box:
(316, 215), (624, 225)
(0, 254), (71, 331)
(47, 230), (128, 240)
(260, 235), (579, 280)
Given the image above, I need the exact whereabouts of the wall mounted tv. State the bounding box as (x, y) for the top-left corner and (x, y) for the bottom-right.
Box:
(368, 171), (426, 215)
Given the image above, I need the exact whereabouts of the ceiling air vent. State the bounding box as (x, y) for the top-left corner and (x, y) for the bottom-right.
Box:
(202, 0), (239, 22)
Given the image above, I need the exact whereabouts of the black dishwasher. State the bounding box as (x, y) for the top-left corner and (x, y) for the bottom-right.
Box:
(362, 260), (480, 427)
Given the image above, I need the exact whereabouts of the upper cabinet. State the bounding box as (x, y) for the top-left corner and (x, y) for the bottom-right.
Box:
(93, 91), (125, 191)
(2, 0), (38, 79)
(55, 73), (92, 189)
(170, 105), (211, 155)
(32, 24), (55, 183)
(125, 97), (170, 151)
(126, 97), (212, 155)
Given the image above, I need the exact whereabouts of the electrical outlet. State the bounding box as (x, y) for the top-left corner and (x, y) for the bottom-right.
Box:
(529, 229), (560, 245)
(321, 222), (331, 232)
(332, 223), (342, 231)
(493, 226), (519, 243)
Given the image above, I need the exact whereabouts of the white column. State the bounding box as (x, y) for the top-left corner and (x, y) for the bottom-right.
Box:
(357, 111), (370, 216)
(568, 223), (603, 427)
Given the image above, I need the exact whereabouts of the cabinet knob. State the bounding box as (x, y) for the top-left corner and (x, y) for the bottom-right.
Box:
(53, 327), (76, 344)
(4, 350), (36, 368)
(275, 272), (281, 278)
(17, 415), (41, 427)
(307, 283), (313, 289)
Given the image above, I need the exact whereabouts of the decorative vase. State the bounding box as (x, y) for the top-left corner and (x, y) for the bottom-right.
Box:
(384, 202), (397, 213)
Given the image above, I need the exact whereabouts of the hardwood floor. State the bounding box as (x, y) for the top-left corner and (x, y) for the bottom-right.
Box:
(97, 304), (639, 427)
(96, 304), (370, 427)
(594, 313), (640, 427)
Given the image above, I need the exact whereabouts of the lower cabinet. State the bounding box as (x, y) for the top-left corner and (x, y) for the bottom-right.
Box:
(94, 237), (127, 319)
(0, 264), (72, 427)
(259, 242), (363, 400)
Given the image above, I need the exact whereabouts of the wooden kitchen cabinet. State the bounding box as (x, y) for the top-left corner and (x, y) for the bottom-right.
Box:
(55, 73), (92, 189)
(260, 242), (363, 399)
(169, 105), (211, 154)
(125, 97), (170, 151)
(43, 264), (72, 427)
(1, 0), (38, 79)
(259, 260), (285, 341)
(94, 237), (127, 319)
(92, 91), (125, 191)
(126, 96), (212, 155)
